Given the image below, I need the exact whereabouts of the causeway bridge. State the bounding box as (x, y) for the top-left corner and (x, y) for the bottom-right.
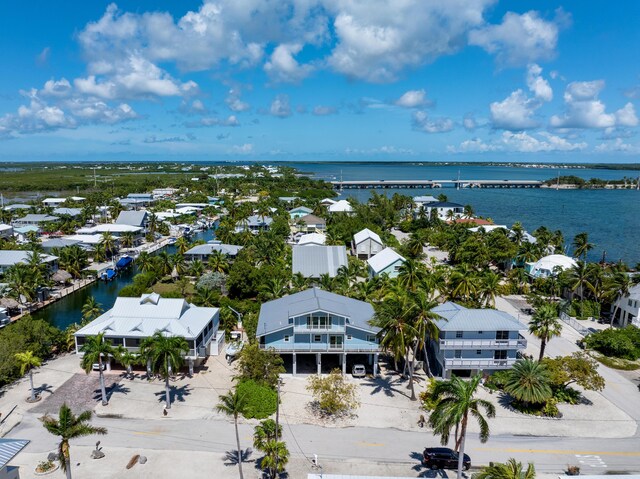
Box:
(331, 179), (543, 189)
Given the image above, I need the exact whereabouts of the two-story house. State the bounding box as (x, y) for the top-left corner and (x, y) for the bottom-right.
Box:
(256, 288), (381, 375)
(353, 228), (383, 259)
(612, 283), (640, 327)
(429, 302), (527, 378)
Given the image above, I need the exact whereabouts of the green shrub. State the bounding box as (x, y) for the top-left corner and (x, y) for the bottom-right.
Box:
(553, 386), (581, 405)
(542, 398), (560, 418)
(483, 370), (510, 391)
(419, 378), (443, 411)
(236, 379), (278, 419)
(584, 326), (640, 360)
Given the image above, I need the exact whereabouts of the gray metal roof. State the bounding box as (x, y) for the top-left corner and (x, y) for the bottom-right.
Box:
(13, 214), (59, 223)
(297, 214), (326, 225)
(185, 243), (243, 257)
(257, 287), (378, 336)
(0, 250), (58, 267)
(53, 207), (82, 217)
(367, 247), (405, 273)
(433, 301), (525, 331)
(41, 238), (83, 249)
(75, 293), (218, 340)
(292, 245), (347, 278)
(0, 438), (29, 469)
(116, 210), (148, 227)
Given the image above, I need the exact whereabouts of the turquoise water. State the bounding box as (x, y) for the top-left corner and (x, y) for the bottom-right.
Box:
(290, 163), (639, 265)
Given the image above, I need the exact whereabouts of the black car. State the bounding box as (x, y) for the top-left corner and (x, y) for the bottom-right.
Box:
(423, 447), (471, 470)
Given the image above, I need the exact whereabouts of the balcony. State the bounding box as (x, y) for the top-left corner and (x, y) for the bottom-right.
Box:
(293, 324), (345, 334)
(439, 336), (527, 350)
(444, 357), (517, 368)
(259, 343), (380, 353)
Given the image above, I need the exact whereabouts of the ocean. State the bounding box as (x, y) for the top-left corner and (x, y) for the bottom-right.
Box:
(290, 163), (640, 265)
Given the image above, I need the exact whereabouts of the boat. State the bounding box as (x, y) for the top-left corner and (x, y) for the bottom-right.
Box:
(100, 268), (116, 282)
(115, 255), (133, 270)
(225, 340), (244, 362)
(167, 237), (177, 245)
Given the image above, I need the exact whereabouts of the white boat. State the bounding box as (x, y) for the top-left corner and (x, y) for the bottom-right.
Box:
(225, 340), (244, 360)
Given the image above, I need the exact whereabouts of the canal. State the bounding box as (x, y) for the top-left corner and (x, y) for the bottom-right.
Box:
(32, 229), (215, 330)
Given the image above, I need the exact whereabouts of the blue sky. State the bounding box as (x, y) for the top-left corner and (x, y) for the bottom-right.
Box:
(0, 1), (639, 163)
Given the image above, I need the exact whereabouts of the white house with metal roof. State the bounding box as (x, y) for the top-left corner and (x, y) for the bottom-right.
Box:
(525, 254), (576, 279)
(367, 247), (405, 278)
(0, 251), (58, 275)
(421, 201), (465, 220)
(74, 293), (222, 373)
(42, 198), (67, 207)
(11, 214), (59, 227)
(0, 224), (12, 240)
(292, 245), (348, 278)
(612, 283), (640, 327)
(115, 210), (148, 229)
(327, 199), (353, 214)
(184, 242), (243, 261)
(257, 288), (381, 375)
(353, 228), (383, 259)
(235, 215), (273, 233)
(0, 438), (29, 479)
(298, 233), (326, 246)
(288, 206), (313, 219)
(429, 302), (527, 378)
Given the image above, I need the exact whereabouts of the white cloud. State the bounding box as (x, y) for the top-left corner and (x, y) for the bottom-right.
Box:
(231, 143), (253, 154)
(264, 43), (312, 83)
(448, 131), (586, 153)
(395, 89), (429, 108)
(312, 105), (337, 116)
(469, 10), (566, 66)
(36, 47), (51, 66)
(225, 88), (250, 112)
(270, 94), (292, 118)
(595, 138), (639, 153)
(448, 138), (497, 153)
(463, 114), (477, 131)
(346, 145), (414, 155)
(186, 115), (239, 128)
(40, 78), (73, 98)
(412, 111), (454, 133)
(526, 64), (552, 101)
(550, 80), (638, 129)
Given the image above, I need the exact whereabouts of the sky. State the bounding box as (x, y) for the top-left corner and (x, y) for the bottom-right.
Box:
(0, 0), (639, 163)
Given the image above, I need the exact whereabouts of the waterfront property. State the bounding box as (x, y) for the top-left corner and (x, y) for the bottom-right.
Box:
(0, 250), (58, 275)
(292, 245), (348, 278)
(367, 247), (405, 278)
(288, 206), (313, 219)
(12, 226), (40, 243)
(428, 302), (527, 378)
(293, 213), (327, 233)
(612, 283), (640, 327)
(184, 242), (243, 261)
(257, 287), (381, 375)
(116, 210), (149, 229)
(52, 207), (83, 218)
(297, 232), (326, 246)
(74, 293), (223, 372)
(525, 254), (577, 279)
(413, 195), (439, 215)
(422, 201), (464, 220)
(0, 438), (30, 479)
(11, 214), (59, 227)
(327, 199), (353, 214)
(76, 224), (143, 240)
(235, 215), (273, 233)
(0, 224), (13, 239)
(353, 228), (383, 259)
(41, 237), (83, 253)
(41, 197), (67, 207)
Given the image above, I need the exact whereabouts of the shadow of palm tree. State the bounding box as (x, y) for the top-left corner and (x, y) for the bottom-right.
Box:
(224, 448), (253, 466)
(419, 470), (450, 478)
(361, 375), (410, 399)
(35, 383), (54, 396)
(106, 383), (130, 400)
(153, 384), (192, 403)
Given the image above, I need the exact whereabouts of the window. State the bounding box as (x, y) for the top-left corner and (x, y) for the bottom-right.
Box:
(476, 350), (481, 355)
(313, 335), (322, 342)
(629, 299), (634, 307)
(366, 335), (377, 343)
(454, 350), (462, 359)
(346, 334), (352, 340)
(284, 335), (290, 342)
(494, 350), (507, 360)
(455, 331), (463, 339)
(496, 330), (509, 340)
(288, 317), (293, 324)
(478, 331), (483, 334)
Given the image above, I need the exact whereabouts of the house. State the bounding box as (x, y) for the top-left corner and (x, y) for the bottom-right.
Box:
(413, 195), (438, 216)
(353, 228), (383, 259)
(42, 198), (67, 207)
(298, 233), (326, 246)
(184, 242), (243, 261)
(235, 215), (272, 233)
(525, 254), (576, 279)
(76, 224), (143, 239)
(328, 199), (353, 214)
(0, 224), (13, 239)
(294, 214), (326, 233)
(74, 293), (223, 373)
(292, 245), (348, 278)
(152, 187), (179, 197)
(428, 302), (527, 378)
(256, 288), (381, 375)
(41, 238), (83, 253)
(0, 251), (58, 275)
(119, 193), (155, 209)
(320, 198), (336, 207)
(52, 207), (83, 218)
(611, 283), (640, 327)
(63, 234), (110, 250)
(3, 204), (32, 212)
(288, 206), (313, 220)
(468, 225), (508, 233)
(0, 438), (30, 479)
(12, 226), (40, 243)
(11, 214), (59, 227)
(422, 201), (464, 220)
(116, 210), (148, 229)
(367, 247), (405, 278)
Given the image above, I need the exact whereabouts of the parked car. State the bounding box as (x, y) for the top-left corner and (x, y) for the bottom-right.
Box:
(352, 364), (366, 378)
(423, 447), (471, 470)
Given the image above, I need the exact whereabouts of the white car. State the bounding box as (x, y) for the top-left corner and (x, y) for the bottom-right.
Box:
(352, 364), (366, 378)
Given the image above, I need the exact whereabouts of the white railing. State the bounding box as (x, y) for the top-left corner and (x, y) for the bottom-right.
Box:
(560, 311), (589, 336)
(439, 337), (527, 349)
(259, 344), (380, 352)
(445, 358), (516, 368)
(294, 325), (344, 333)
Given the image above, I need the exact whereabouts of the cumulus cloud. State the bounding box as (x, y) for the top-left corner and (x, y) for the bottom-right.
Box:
(550, 80), (638, 129)
(448, 131), (586, 153)
(144, 135), (190, 143)
(463, 114), (477, 131)
(230, 143), (253, 154)
(225, 88), (250, 112)
(412, 111), (454, 133)
(312, 105), (337, 116)
(469, 9), (568, 67)
(526, 64), (552, 101)
(346, 145), (414, 155)
(185, 115), (239, 128)
(269, 94), (291, 118)
(395, 89), (429, 108)
(595, 138), (639, 153)
(264, 43), (313, 83)
(179, 99), (208, 116)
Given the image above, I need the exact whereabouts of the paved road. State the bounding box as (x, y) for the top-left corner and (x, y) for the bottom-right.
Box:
(11, 414), (640, 474)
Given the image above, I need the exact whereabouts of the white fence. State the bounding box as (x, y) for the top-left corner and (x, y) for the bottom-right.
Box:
(560, 311), (589, 336)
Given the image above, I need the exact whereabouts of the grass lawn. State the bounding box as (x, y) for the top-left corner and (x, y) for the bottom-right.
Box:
(151, 281), (196, 297)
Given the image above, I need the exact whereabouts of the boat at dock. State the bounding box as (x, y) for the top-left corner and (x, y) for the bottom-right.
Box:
(115, 255), (133, 270)
(100, 268), (116, 282)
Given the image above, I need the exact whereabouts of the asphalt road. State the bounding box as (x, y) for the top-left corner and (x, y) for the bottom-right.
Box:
(11, 414), (640, 474)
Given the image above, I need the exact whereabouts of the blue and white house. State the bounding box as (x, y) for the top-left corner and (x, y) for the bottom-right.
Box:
(257, 288), (381, 375)
(429, 302), (527, 378)
(367, 247), (406, 278)
(288, 206), (313, 220)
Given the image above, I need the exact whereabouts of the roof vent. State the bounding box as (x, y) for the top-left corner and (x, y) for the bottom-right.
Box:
(140, 293), (160, 305)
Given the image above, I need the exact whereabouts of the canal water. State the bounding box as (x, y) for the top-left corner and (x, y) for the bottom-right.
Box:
(33, 229), (215, 331)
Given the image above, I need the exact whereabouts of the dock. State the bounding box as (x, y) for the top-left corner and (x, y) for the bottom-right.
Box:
(331, 179), (543, 189)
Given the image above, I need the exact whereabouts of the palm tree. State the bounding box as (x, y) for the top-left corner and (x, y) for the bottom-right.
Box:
(480, 271), (501, 308)
(156, 251), (173, 276)
(217, 389), (249, 479)
(260, 277), (288, 300)
(6, 264), (36, 306)
(428, 375), (496, 479)
(140, 332), (189, 409)
(189, 259), (205, 277)
(116, 346), (138, 379)
(474, 458), (536, 479)
(448, 264), (478, 303)
(463, 204), (474, 219)
(260, 440), (289, 479)
(208, 250), (229, 273)
(99, 232), (117, 258)
(120, 231), (135, 250)
(528, 304), (561, 360)
(504, 359), (552, 406)
(194, 287), (217, 307)
(397, 259), (425, 292)
(572, 232), (594, 260)
(137, 251), (154, 273)
(15, 350), (41, 402)
(253, 419), (282, 451)
(41, 403), (107, 479)
(81, 296), (103, 324)
(408, 290), (439, 380)
(175, 236), (190, 255)
(80, 333), (115, 406)
(92, 243), (106, 263)
(564, 260), (594, 301)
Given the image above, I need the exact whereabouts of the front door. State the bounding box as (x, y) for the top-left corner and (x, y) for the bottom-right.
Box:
(329, 335), (343, 350)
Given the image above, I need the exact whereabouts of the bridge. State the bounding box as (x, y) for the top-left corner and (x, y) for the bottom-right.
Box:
(330, 179), (543, 189)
